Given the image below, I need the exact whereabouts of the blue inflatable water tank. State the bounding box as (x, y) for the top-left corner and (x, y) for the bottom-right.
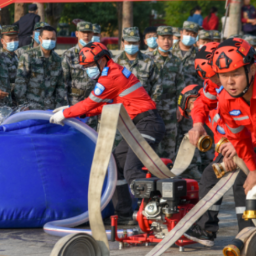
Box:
(0, 119), (113, 228)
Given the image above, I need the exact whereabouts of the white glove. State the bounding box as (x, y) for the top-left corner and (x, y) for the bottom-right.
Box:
(50, 110), (66, 126)
(53, 105), (69, 113)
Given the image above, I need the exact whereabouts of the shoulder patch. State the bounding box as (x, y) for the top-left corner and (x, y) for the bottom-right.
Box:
(229, 109), (242, 116)
(94, 83), (105, 96)
(216, 125), (226, 135)
(216, 85), (223, 94)
(101, 67), (109, 76)
(122, 67), (131, 78)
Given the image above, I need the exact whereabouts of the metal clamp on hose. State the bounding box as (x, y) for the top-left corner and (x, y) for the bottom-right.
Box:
(223, 239), (243, 256)
(215, 137), (229, 153)
(197, 135), (213, 152)
(212, 162), (227, 179)
(243, 185), (256, 221)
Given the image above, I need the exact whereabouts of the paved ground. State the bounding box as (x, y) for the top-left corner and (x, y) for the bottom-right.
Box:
(0, 189), (240, 256)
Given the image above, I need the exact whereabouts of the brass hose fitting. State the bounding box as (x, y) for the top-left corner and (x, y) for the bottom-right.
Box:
(212, 163), (227, 179)
(243, 210), (256, 221)
(197, 135), (213, 152)
(223, 244), (241, 256)
(215, 137), (229, 153)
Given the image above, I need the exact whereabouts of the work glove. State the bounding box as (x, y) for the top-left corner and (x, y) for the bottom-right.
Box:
(53, 105), (69, 113)
(50, 110), (66, 126)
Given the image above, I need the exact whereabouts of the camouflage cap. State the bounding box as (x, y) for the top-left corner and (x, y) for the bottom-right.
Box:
(1, 25), (18, 35)
(77, 21), (93, 32)
(198, 30), (212, 40)
(182, 21), (199, 33)
(172, 27), (181, 38)
(34, 22), (49, 31)
(157, 26), (173, 36)
(123, 27), (140, 42)
(93, 23), (101, 34)
(229, 34), (243, 39)
(211, 30), (221, 39)
(243, 34), (256, 46)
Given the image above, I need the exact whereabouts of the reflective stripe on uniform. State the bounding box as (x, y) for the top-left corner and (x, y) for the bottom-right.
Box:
(236, 206), (246, 214)
(141, 134), (156, 142)
(89, 93), (111, 103)
(233, 116), (249, 121)
(208, 205), (220, 211)
(212, 113), (220, 126)
(203, 89), (217, 100)
(226, 123), (244, 134)
(119, 82), (142, 97)
(116, 179), (128, 186)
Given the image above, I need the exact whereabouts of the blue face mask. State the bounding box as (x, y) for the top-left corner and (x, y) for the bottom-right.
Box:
(124, 44), (139, 55)
(86, 66), (100, 80)
(41, 40), (56, 50)
(146, 37), (158, 49)
(158, 46), (171, 53)
(79, 39), (90, 47)
(173, 39), (179, 45)
(6, 41), (19, 52)
(182, 35), (196, 46)
(91, 36), (100, 43)
(34, 31), (40, 44)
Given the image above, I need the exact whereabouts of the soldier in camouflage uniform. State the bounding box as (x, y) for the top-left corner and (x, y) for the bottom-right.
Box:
(14, 26), (67, 110)
(211, 30), (221, 43)
(146, 26), (186, 163)
(15, 22), (49, 59)
(196, 30), (212, 49)
(243, 34), (256, 49)
(143, 26), (158, 54)
(172, 27), (181, 46)
(0, 25), (19, 107)
(92, 23), (101, 43)
(172, 21), (204, 179)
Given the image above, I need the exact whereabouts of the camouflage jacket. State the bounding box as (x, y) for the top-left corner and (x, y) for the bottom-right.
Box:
(113, 50), (162, 102)
(14, 46), (67, 110)
(171, 42), (203, 86)
(15, 43), (33, 59)
(62, 44), (96, 106)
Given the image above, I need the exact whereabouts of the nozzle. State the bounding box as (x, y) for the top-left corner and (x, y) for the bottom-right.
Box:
(197, 135), (213, 152)
(212, 163), (227, 179)
(223, 245), (240, 256)
(215, 137), (229, 153)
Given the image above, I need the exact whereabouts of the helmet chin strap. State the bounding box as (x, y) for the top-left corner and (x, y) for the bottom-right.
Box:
(229, 66), (254, 98)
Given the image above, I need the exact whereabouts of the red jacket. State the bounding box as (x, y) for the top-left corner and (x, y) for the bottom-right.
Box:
(202, 13), (219, 30)
(218, 80), (256, 171)
(63, 59), (156, 119)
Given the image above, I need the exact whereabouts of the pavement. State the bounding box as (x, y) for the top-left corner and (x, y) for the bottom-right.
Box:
(0, 189), (241, 256)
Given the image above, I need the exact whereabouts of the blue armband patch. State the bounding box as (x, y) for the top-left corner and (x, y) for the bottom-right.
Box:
(94, 83), (105, 96)
(229, 110), (242, 116)
(122, 67), (131, 78)
(216, 125), (226, 135)
(101, 67), (109, 76)
(107, 99), (113, 104)
(216, 85), (223, 94)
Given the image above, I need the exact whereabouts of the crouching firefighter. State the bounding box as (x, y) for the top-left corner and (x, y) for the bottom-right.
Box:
(50, 42), (166, 225)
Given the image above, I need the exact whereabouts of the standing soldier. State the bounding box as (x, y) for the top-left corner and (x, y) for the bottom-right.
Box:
(147, 26), (188, 169)
(92, 23), (101, 43)
(143, 26), (158, 54)
(0, 25), (19, 107)
(16, 22), (49, 59)
(172, 27), (181, 46)
(196, 30), (213, 49)
(14, 26), (67, 110)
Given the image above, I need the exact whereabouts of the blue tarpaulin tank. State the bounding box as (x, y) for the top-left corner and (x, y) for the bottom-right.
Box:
(0, 118), (114, 228)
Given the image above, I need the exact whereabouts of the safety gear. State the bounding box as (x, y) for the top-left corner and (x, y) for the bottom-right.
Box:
(63, 59), (156, 120)
(6, 41), (19, 52)
(184, 224), (216, 246)
(50, 110), (66, 126)
(53, 105), (69, 114)
(158, 46), (171, 53)
(146, 37), (158, 49)
(41, 40), (56, 50)
(86, 66), (101, 80)
(124, 44), (139, 55)
(91, 36), (100, 43)
(195, 42), (219, 79)
(34, 31), (40, 44)
(79, 39), (89, 47)
(178, 84), (203, 118)
(212, 38), (255, 98)
(173, 39), (179, 45)
(182, 35), (196, 46)
(79, 42), (111, 67)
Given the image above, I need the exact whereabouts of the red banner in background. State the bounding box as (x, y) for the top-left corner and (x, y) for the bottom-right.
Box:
(0, 0), (226, 10)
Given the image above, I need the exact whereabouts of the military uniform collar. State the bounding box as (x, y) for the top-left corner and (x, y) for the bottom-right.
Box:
(172, 41), (197, 60)
(1, 48), (16, 58)
(74, 44), (81, 54)
(38, 45), (55, 62)
(121, 50), (143, 65)
(153, 47), (173, 60)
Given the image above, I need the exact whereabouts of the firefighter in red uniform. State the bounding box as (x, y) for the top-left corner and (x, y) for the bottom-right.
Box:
(178, 84), (253, 246)
(50, 42), (166, 225)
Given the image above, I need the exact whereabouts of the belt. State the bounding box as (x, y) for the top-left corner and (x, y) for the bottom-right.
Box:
(161, 92), (175, 100)
(133, 109), (158, 125)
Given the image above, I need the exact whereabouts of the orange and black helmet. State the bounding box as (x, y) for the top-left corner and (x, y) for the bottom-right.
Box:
(212, 38), (255, 97)
(79, 42), (111, 66)
(178, 84), (203, 118)
(195, 42), (219, 79)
